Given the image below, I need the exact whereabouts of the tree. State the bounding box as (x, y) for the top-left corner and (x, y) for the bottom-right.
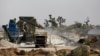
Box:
(84, 17), (90, 26)
(49, 14), (52, 19)
(74, 21), (82, 28)
(44, 19), (49, 27)
(48, 14), (58, 28)
(57, 16), (66, 27)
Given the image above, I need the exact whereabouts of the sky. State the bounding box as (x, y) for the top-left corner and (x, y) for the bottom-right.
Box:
(0, 0), (100, 26)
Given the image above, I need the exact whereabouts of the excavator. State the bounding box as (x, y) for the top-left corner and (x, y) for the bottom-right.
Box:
(2, 16), (47, 48)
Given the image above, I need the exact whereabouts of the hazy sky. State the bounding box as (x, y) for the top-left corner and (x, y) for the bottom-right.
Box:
(0, 0), (100, 26)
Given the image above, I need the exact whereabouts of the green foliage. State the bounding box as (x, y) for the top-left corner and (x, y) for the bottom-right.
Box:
(48, 14), (58, 28)
(57, 16), (66, 27)
(66, 21), (90, 36)
(49, 17), (58, 28)
(74, 21), (82, 28)
(44, 19), (49, 27)
(44, 14), (66, 28)
(43, 15), (90, 36)
(84, 17), (90, 26)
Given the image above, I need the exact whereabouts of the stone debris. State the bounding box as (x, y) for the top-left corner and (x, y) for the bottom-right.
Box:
(69, 45), (90, 56)
(0, 46), (99, 56)
(0, 48), (57, 56)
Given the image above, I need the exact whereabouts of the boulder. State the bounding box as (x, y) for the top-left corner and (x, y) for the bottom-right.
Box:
(70, 45), (90, 56)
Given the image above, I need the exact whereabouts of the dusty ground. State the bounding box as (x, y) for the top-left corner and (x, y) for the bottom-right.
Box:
(0, 47), (99, 56)
(0, 30), (100, 56)
(0, 48), (72, 56)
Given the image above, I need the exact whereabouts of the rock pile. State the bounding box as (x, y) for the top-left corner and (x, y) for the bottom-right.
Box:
(0, 46), (99, 56)
(0, 48), (72, 56)
(69, 45), (90, 56)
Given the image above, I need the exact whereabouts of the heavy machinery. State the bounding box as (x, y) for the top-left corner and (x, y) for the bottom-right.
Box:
(35, 31), (47, 48)
(2, 16), (47, 48)
(2, 19), (19, 42)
